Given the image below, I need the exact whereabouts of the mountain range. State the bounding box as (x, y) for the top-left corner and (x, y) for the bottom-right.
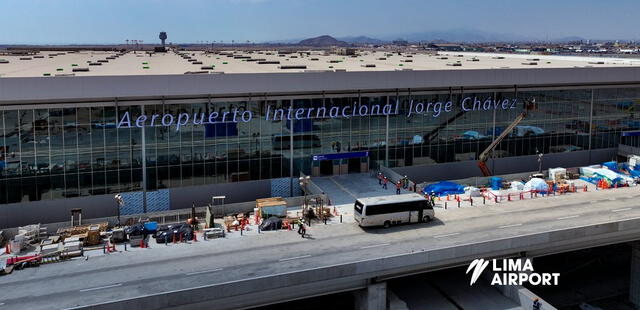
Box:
(273, 29), (596, 46)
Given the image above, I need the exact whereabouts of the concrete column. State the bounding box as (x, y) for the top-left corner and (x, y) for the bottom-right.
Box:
(354, 282), (387, 310)
(630, 242), (640, 307)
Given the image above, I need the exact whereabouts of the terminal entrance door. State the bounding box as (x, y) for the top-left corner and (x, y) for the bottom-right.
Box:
(312, 152), (370, 176)
(348, 158), (361, 173)
(319, 160), (333, 176)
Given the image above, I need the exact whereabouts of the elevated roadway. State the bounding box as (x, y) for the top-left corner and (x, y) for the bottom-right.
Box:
(1, 186), (639, 309)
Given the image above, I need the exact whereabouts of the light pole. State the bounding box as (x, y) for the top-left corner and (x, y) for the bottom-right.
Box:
(299, 176), (311, 215)
(114, 194), (124, 227)
(536, 149), (544, 173)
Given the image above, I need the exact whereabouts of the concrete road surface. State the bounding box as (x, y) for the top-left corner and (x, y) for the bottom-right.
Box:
(0, 186), (639, 309)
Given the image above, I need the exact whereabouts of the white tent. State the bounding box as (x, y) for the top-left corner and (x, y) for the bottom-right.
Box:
(523, 178), (549, 192)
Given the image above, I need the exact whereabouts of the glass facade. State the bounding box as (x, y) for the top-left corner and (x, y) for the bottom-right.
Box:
(0, 86), (638, 204)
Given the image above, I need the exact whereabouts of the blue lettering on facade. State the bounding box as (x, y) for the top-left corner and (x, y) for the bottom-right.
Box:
(117, 97), (519, 131)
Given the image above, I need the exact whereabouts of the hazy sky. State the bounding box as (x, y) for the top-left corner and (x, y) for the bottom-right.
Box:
(1, 0), (638, 44)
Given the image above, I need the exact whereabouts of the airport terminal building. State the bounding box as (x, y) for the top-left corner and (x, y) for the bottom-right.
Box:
(1, 50), (640, 227)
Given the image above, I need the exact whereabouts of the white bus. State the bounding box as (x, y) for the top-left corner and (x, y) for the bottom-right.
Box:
(354, 193), (435, 228)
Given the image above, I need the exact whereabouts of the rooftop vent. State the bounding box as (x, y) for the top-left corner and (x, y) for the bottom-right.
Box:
(72, 67), (90, 72)
(401, 59), (413, 62)
(97, 60), (109, 63)
(362, 64), (376, 68)
(89, 62), (102, 66)
(492, 56), (505, 59)
(258, 61), (280, 64)
(526, 58), (540, 61)
(521, 62), (538, 65)
(328, 60), (341, 63)
(437, 57), (448, 60)
(588, 61), (605, 65)
(447, 63), (462, 66)
(200, 66), (213, 70)
(279, 65), (307, 69)
(467, 58), (479, 62)
(34, 55), (44, 59)
(310, 58), (319, 61)
(377, 57), (387, 60)
(193, 61), (203, 64)
(19, 57), (32, 60)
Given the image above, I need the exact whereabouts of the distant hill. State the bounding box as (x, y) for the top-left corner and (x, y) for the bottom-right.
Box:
(379, 29), (537, 43)
(338, 36), (386, 44)
(298, 35), (348, 46)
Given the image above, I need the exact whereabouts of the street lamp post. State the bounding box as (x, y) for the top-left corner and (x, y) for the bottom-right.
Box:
(299, 176), (311, 217)
(114, 194), (124, 227)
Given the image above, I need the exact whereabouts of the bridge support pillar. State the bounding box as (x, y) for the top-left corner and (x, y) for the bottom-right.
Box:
(354, 282), (387, 310)
(631, 242), (640, 307)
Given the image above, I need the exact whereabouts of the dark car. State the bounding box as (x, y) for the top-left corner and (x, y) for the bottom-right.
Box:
(154, 223), (194, 243)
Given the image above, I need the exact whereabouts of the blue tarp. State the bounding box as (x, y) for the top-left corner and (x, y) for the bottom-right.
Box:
(423, 181), (465, 196)
(622, 163), (640, 178)
(603, 161), (620, 173)
(489, 177), (503, 190)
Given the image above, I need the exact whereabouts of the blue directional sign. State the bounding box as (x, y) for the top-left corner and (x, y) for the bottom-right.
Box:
(312, 151), (369, 161)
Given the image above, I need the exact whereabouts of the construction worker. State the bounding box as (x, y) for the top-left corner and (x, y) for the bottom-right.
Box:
(403, 176), (409, 189)
(396, 180), (402, 195)
(430, 191), (436, 205)
(383, 177), (388, 190)
(297, 218), (306, 238)
(377, 172), (383, 185)
(532, 298), (541, 310)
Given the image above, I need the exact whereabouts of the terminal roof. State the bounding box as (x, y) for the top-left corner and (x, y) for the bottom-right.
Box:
(2, 50), (640, 78)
